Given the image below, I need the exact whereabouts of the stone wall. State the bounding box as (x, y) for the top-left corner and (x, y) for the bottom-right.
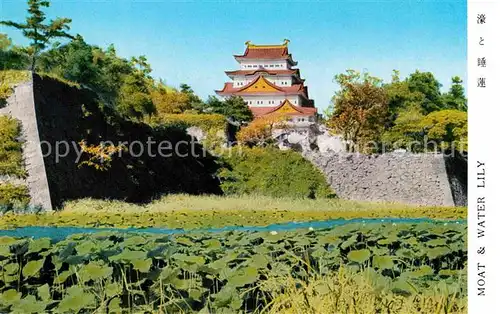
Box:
(1, 73), (53, 209)
(2, 73), (222, 210)
(303, 151), (467, 207)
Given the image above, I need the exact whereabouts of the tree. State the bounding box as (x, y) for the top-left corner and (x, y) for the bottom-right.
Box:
(406, 70), (444, 114)
(420, 109), (467, 152)
(179, 83), (204, 112)
(383, 70), (425, 127)
(382, 108), (467, 153)
(1, 0), (74, 70)
(0, 33), (29, 70)
(150, 82), (191, 115)
(442, 76), (467, 111)
(381, 105), (425, 151)
(205, 96), (253, 122)
(236, 114), (288, 147)
(328, 70), (389, 152)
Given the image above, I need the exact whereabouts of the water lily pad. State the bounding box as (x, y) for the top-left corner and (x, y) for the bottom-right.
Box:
(37, 284), (51, 301)
(57, 286), (94, 313)
(28, 238), (51, 253)
(347, 249), (371, 264)
(227, 266), (259, 287)
(22, 259), (44, 278)
(10, 295), (47, 314)
(132, 258), (152, 273)
(79, 262), (113, 283)
(372, 255), (394, 270)
(0, 289), (21, 306)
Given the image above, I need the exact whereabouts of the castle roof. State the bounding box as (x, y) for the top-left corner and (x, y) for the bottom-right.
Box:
(234, 40), (297, 65)
(250, 99), (317, 117)
(225, 68), (299, 77)
(216, 75), (308, 97)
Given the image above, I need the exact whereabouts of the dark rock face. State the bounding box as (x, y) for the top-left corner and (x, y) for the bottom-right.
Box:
(303, 151), (467, 207)
(8, 74), (222, 209)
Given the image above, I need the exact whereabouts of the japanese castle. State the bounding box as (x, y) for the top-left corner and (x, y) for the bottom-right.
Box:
(216, 40), (317, 123)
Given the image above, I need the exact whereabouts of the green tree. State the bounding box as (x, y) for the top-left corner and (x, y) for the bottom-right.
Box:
(179, 83), (204, 112)
(421, 109), (467, 152)
(406, 70), (444, 114)
(383, 70), (425, 126)
(441, 76), (467, 111)
(328, 70), (389, 152)
(116, 71), (155, 120)
(1, 0), (74, 70)
(205, 96), (253, 122)
(382, 108), (467, 153)
(0, 33), (29, 70)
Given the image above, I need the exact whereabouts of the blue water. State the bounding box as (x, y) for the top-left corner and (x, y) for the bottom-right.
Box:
(0, 217), (465, 242)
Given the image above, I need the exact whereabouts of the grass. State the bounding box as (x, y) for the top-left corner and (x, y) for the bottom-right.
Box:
(263, 269), (466, 314)
(0, 194), (466, 230)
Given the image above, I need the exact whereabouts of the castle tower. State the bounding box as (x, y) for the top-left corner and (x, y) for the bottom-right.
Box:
(216, 40), (317, 124)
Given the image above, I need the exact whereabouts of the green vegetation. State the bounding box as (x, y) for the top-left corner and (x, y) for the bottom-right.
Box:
(326, 69), (467, 153)
(0, 116), (25, 178)
(0, 0), (73, 70)
(0, 115), (29, 208)
(0, 196), (465, 230)
(0, 183), (30, 208)
(219, 147), (334, 199)
(0, 222), (466, 313)
(0, 70), (31, 105)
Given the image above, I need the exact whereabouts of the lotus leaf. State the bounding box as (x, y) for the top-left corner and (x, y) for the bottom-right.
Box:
(132, 258), (152, 273)
(109, 249), (147, 262)
(9, 295), (47, 314)
(37, 284), (50, 301)
(340, 235), (357, 249)
(28, 238), (51, 253)
(107, 297), (122, 313)
(427, 246), (452, 259)
(57, 286), (95, 313)
(189, 287), (208, 301)
(175, 237), (195, 246)
(3, 262), (18, 275)
(22, 259), (44, 278)
(404, 265), (434, 278)
(0, 245), (11, 256)
(0, 236), (18, 245)
(54, 269), (74, 285)
(377, 236), (399, 245)
(105, 282), (123, 297)
(203, 239), (222, 249)
(227, 266), (259, 287)
(372, 255), (394, 270)
(123, 235), (148, 247)
(247, 254), (269, 269)
(213, 286), (242, 310)
(78, 262), (113, 283)
(347, 249), (371, 264)
(0, 289), (21, 306)
(426, 238), (448, 247)
(391, 279), (418, 296)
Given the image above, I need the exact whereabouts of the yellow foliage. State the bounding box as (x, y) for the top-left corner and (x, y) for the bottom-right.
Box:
(150, 83), (190, 114)
(78, 140), (126, 171)
(237, 114), (289, 146)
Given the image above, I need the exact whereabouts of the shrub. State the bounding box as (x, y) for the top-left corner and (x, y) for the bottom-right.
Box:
(150, 113), (226, 132)
(219, 147), (334, 199)
(0, 70), (31, 106)
(0, 183), (30, 207)
(0, 116), (26, 178)
(149, 113), (227, 149)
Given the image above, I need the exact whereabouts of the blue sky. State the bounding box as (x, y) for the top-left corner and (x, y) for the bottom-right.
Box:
(1, 0), (466, 113)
